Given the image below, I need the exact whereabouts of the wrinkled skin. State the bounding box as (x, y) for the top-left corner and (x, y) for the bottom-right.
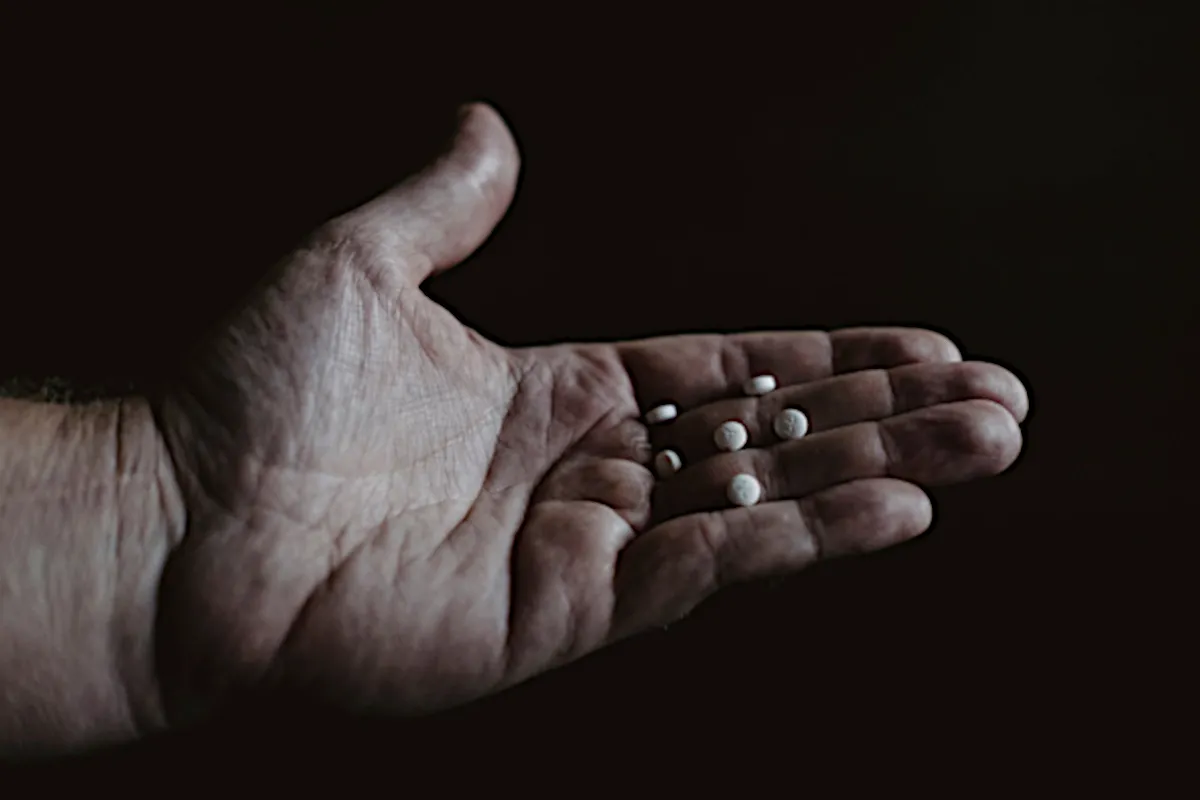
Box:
(152, 104), (1028, 723)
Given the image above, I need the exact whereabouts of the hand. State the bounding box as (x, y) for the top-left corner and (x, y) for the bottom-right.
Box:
(152, 103), (1028, 722)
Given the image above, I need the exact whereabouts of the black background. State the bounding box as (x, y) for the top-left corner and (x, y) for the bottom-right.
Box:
(3, 0), (1193, 780)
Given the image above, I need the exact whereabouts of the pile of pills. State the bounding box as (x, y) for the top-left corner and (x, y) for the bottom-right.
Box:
(643, 374), (811, 509)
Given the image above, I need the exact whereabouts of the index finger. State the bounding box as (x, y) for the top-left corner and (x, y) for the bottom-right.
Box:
(617, 327), (962, 411)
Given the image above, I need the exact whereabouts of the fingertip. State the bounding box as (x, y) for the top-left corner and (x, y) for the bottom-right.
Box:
(880, 327), (965, 364)
(886, 398), (1025, 485)
(914, 485), (935, 535)
(976, 361), (1032, 425)
(454, 101), (521, 176)
(811, 478), (934, 558)
(1008, 365), (1033, 424)
(457, 99), (498, 120)
(957, 361), (1031, 424)
(922, 330), (964, 364)
(879, 479), (935, 545)
(992, 366), (1030, 424)
(833, 327), (964, 374)
(1012, 376), (1031, 424)
(972, 398), (1024, 474)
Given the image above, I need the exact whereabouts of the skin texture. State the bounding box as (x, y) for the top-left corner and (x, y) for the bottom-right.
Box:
(0, 103), (1029, 754)
(152, 101), (1027, 720)
(0, 397), (184, 754)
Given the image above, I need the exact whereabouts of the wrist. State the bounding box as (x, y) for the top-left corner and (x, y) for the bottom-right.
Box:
(110, 396), (189, 740)
(0, 395), (185, 755)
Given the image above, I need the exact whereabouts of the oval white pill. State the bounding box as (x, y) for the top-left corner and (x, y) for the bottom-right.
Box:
(727, 473), (762, 507)
(773, 408), (809, 440)
(645, 404), (678, 424)
(654, 449), (682, 478)
(743, 374), (777, 396)
(713, 420), (749, 452)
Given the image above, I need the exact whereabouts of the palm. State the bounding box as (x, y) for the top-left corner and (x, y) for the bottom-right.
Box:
(152, 104), (1028, 724)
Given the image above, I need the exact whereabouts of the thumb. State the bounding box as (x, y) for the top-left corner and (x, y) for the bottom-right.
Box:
(329, 102), (521, 284)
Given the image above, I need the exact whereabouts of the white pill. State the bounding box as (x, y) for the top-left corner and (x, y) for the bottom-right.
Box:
(645, 404), (678, 424)
(743, 374), (777, 396)
(773, 408), (810, 440)
(654, 449), (682, 478)
(726, 473), (763, 507)
(713, 420), (749, 452)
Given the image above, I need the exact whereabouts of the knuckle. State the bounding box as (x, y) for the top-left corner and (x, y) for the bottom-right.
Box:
(599, 459), (655, 511)
(692, 512), (729, 589)
(874, 419), (904, 475)
(874, 368), (900, 416)
(305, 217), (361, 250)
(302, 217), (386, 266)
(620, 418), (654, 464)
(797, 495), (829, 561)
(746, 448), (779, 498)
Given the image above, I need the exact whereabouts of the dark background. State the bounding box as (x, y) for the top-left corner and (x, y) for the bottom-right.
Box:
(3, 0), (1193, 779)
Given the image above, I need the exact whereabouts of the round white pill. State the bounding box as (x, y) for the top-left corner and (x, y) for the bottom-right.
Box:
(645, 404), (678, 425)
(713, 420), (749, 452)
(726, 473), (762, 507)
(773, 408), (810, 440)
(743, 374), (777, 396)
(654, 449), (682, 478)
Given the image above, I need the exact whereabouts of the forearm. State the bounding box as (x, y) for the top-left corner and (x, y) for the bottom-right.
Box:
(0, 396), (185, 757)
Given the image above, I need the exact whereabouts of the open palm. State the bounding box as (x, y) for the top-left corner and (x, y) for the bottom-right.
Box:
(151, 103), (1027, 724)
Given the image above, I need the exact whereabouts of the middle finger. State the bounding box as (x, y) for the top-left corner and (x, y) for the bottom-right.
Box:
(652, 360), (1028, 466)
